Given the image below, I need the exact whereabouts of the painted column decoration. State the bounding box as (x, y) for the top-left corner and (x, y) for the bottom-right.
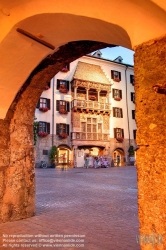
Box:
(86, 88), (89, 100)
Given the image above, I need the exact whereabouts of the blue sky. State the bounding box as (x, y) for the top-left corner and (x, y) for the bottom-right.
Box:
(99, 46), (134, 65)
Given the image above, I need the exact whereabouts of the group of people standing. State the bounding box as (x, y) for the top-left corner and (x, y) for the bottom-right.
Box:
(84, 155), (109, 168)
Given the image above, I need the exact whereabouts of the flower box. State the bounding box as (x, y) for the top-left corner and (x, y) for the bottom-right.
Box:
(116, 137), (124, 142)
(113, 78), (120, 82)
(38, 131), (48, 137)
(61, 68), (69, 73)
(59, 110), (68, 115)
(59, 133), (68, 139)
(39, 107), (49, 112)
(59, 88), (68, 94)
(45, 86), (50, 90)
(114, 97), (121, 101)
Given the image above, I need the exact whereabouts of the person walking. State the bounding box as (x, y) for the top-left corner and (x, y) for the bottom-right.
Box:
(117, 155), (120, 167)
(84, 154), (89, 168)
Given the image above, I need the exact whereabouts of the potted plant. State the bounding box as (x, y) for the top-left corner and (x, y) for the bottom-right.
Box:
(113, 78), (120, 82)
(38, 131), (48, 137)
(114, 97), (121, 101)
(59, 133), (68, 139)
(49, 145), (57, 168)
(59, 109), (68, 114)
(59, 87), (68, 93)
(61, 67), (69, 73)
(45, 85), (50, 90)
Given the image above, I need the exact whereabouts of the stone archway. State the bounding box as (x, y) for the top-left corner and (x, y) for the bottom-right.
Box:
(0, 40), (113, 223)
(112, 148), (125, 167)
(0, 2), (166, 247)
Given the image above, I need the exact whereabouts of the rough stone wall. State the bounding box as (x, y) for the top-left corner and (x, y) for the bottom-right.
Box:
(135, 35), (166, 249)
(0, 41), (112, 223)
(35, 134), (72, 166)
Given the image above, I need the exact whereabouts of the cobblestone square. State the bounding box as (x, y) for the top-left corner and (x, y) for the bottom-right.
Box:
(0, 166), (140, 250)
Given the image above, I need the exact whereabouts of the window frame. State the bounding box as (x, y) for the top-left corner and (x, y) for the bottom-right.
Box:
(114, 128), (124, 139)
(36, 98), (50, 109)
(56, 123), (70, 135)
(57, 79), (69, 91)
(112, 89), (122, 100)
(111, 70), (121, 82)
(56, 100), (70, 113)
(113, 107), (123, 118)
(38, 121), (50, 133)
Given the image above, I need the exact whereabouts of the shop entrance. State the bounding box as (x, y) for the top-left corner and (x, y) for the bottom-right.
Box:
(112, 148), (125, 167)
(57, 145), (72, 168)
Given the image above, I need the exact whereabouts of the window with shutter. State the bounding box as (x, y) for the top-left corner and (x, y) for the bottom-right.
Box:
(112, 89), (122, 101)
(38, 121), (50, 136)
(114, 128), (124, 142)
(37, 98), (50, 111)
(57, 100), (69, 114)
(57, 79), (69, 93)
(111, 70), (121, 82)
(113, 107), (123, 118)
(56, 123), (69, 137)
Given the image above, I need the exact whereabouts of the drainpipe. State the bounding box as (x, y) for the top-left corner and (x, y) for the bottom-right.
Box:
(125, 66), (130, 162)
(52, 77), (55, 147)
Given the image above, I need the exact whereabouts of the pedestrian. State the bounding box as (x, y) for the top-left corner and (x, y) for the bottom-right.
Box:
(84, 154), (89, 168)
(94, 157), (99, 168)
(117, 155), (120, 167)
(88, 155), (94, 168)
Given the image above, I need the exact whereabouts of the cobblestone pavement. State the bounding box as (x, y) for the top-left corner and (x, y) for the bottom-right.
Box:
(0, 166), (140, 250)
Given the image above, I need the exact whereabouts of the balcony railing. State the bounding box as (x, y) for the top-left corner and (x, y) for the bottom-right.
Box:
(71, 99), (111, 111)
(71, 132), (110, 141)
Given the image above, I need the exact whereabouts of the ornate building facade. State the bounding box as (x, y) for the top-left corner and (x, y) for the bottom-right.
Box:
(35, 51), (136, 167)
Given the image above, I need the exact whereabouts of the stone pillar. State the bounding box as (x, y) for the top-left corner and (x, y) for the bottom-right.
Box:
(73, 146), (78, 168)
(97, 90), (100, 102)
(135, 35), (166, 249)
(106, 93), (109, 103)
(74, 86), (77, 99)
(86, 88), (89, 100)
(0, 117), (35, 223)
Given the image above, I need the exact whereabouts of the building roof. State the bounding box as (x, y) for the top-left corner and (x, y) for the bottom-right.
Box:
(73, 61), (111, 84)
(86, 55), (134, 67)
